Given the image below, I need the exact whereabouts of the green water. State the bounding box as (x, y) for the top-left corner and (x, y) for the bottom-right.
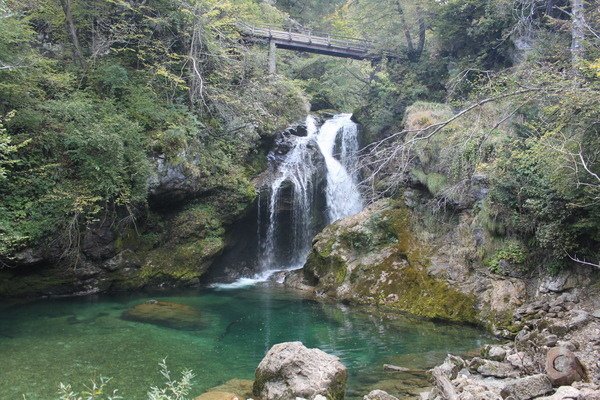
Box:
(0, 286), (489, 399)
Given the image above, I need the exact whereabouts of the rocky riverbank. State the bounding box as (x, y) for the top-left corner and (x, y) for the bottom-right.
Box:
(278, 195), (600, 399)
(422, 287), (600, 400)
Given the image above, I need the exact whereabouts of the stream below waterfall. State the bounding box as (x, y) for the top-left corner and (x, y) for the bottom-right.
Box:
(0, 286), (491, 399)
(0, 114), (494, 400)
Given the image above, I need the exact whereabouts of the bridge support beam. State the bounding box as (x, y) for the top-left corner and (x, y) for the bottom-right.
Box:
(268, 39), (276, 75)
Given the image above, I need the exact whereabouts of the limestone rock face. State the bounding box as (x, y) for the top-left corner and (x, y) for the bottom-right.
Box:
(545, 347), (586, 386)
(253, 341), (347, 400)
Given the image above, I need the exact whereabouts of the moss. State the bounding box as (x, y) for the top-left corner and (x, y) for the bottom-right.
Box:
(411, 168), (448, 197)
(352, 256), (478, 324)
(308, 202), (478, 324)
(171, 204), (224, 243)
(377, 206), (428, 267)
(0, 268), (77, 297)
(304, 249), (347, 290)
(340, 230), (373, 252)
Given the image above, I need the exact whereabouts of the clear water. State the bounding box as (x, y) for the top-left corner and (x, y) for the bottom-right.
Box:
(0, 286), (490, 400)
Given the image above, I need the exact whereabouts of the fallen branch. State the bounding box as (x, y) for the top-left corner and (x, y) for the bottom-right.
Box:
(566, 252), (600, 269)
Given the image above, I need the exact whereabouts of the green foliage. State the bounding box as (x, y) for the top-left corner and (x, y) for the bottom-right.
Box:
(0, 0), (306, 261)
(55, 360), (193, 400)
(433, 0), (515, 71)
(484, 240), (527, 274)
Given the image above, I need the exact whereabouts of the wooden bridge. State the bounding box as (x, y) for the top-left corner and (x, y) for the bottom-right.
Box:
(237, 22), (377, 73)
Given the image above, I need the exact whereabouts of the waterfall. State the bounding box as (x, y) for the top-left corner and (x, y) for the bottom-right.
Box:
(261, 116), (320, 270)
(212, 114), (363, 289)
(316, 114), (363, 223)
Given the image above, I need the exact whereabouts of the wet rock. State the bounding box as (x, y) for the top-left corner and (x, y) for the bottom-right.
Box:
(536, 386), (581, 400)
(253, 342), (347, 400)
(383, 364), (411, 372)
(363, 390), (399, 400)
(121, 301), (203, 330)
(545, 347), (586, 386)
(82, 224), (115, 260)
(10, 248), (45, 266)
(102, 250), (142, 271)
(73, 263), (103, 278)
(499, 374), (553, 399)
(282, 123), (308, 137)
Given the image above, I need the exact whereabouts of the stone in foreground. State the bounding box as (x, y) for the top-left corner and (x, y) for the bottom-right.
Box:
(253, 341), (347, 400)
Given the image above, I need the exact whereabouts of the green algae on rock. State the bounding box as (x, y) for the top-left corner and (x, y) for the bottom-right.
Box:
(122, 300), (204, 330)
(303, 199), (478, 324)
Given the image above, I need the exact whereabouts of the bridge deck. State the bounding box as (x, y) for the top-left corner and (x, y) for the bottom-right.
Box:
(238, 22), (375, 60)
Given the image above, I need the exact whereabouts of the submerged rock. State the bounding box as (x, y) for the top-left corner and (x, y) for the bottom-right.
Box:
(253, 341), (347, 400)
(206, 379), (254, 399)
(121, 300), (203, 330)
(194, 392), (240, 400)
(363, 390), (399, 400)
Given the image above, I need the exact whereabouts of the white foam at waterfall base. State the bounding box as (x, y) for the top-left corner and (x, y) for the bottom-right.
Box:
(213, 114), (363, 289)
(210, 265), (303, 290)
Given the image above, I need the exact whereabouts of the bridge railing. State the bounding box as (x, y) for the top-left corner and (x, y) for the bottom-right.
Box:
(236, 21), (373, 52)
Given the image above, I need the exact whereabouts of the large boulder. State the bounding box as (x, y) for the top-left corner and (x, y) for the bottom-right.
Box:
(253, 342), (347, 400)
(299, 200), (478, 323)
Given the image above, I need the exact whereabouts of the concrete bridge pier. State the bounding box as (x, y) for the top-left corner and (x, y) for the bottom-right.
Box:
(268, 39), (277, 74)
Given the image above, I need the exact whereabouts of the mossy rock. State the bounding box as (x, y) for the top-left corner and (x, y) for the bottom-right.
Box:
(305, 199), (478, 324)
(122, 300), (204, 330)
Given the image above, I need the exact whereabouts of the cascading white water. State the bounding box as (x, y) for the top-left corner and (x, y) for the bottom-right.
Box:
(261, 116), (320, 270)
(316, 114), (363, 223)
(213, 114), (363, 289)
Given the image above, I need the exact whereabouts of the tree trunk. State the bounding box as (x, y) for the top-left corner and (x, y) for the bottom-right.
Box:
(570, 0), (585, 67)
(415, 11), (426, 61)
(59, 0), (85, 68)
